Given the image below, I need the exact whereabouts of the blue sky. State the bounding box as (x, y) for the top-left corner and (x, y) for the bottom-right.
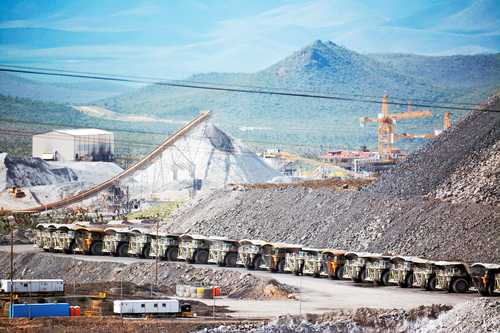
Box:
(0, 0), (499, 78)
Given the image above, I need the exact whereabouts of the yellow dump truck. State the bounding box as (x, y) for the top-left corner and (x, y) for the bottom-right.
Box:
(471, 263), (500, 296)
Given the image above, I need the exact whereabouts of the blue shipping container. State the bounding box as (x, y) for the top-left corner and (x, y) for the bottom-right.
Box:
(9, 303), (70, 319)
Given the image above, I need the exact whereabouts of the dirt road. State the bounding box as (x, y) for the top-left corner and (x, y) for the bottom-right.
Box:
(4, 245), (475, 318)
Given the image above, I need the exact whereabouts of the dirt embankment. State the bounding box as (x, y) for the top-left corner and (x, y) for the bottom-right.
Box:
(169, 188), (500, 263)
(0, 251), (293, 300)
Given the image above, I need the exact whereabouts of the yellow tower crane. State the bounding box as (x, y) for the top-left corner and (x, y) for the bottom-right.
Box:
(360, 95), (432, 160)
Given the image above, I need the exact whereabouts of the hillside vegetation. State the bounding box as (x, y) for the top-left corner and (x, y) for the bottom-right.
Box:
(97, 41), (499, 153)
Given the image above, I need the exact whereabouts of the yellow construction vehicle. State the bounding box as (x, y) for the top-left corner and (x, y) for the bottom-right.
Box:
(8, 187), (25, 199)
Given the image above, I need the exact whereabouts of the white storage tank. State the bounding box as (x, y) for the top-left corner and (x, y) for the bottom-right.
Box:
(0, 279), (64, 294)
(113, 299), (179, 315)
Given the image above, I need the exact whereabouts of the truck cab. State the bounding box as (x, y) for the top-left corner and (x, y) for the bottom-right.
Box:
(238, 239), (273, 270)
(177, 234), (210, 264)
(471, 263), (500, 296)
(208, 236), (239, 267)
(389, 256), (428, 288)
(149, 232), (180, 261)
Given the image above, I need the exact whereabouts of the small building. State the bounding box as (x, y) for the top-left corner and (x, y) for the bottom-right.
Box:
(32, 129), (114, 162)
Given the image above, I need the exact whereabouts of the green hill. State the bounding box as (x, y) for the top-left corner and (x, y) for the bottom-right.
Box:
(97, 40), (499, 153)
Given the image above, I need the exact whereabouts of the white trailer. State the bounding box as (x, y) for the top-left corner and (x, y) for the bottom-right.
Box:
(0, 279), (64, 295)
(113, 300), (179, 315)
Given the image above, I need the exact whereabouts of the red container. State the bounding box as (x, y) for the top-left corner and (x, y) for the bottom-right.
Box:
(212, 287), (221, 297)
(70, 306), (81, 317)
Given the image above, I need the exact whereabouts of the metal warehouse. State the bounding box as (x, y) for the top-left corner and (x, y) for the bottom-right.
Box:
(32, 128), (114, 162)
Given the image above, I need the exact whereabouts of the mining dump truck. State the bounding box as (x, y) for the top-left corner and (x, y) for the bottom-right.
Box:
(72, 224), (105, 255)
(238, 239), (273, 270)
(269, 243), (302, 273)
(322, 249), (346, 280)
(35, 223), (57, 251)
(8, 186), (25, 198)
(177, 234), (210, 264)
(471, 263), (500, 296)
(127, 228), (152, 258)
(102, 226), (132, 257)
(208, 236), (239, 267)
(434, 261), (471, 293)
(389, 256), (428, 288)
(412, 260), (439, 291)
(286, 248), (321, 276)
(343, 252), (383, 282)
(364, 255), (393, 286)
(149, 232), (180, 261)
(53, 224), (77, 254)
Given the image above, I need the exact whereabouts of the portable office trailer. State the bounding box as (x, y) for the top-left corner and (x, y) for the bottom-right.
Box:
(1, 279), (64, 295)
(113, 300), (179, 315)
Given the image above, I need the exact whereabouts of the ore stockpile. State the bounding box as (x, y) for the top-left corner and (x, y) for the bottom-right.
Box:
(169, 93), (500, 263)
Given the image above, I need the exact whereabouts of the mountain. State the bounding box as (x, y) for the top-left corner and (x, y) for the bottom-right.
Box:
(0, 72), (136, 103)
(97, 40), (499, 153)
(368, 53), (500, 90)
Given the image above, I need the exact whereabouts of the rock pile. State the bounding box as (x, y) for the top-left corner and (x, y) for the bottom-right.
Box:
(196, 300), (499, 333)
(367, 92), (500, 206)
(170, 92), (500, 263)
(169, 188), (500, 262)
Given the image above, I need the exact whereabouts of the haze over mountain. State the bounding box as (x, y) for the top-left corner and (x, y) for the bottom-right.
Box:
(1, 40), (499, 155)
(0, 72), (135, 103)
(94, 40), (499, 152)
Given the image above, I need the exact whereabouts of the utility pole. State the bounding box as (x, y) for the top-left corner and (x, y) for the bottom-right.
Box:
(9, 215), (14, 306)
(155, 216), (159, 293)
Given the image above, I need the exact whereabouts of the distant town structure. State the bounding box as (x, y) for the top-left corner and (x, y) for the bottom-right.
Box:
(32, 128), (114, 162)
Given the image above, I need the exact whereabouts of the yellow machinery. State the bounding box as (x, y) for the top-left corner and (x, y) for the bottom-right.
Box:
(8, 187), (25, 199)
(360, 95), (433, 160)
(271, 151), (358, 179)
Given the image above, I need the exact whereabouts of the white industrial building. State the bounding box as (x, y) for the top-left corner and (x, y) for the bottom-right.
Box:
(32, 129), (114, 162)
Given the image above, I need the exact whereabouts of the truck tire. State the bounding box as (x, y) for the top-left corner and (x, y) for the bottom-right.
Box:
(426, 276), (437, 291)
(379, 270), (390, 286)
(334, 266), (344, 280)
(90, 241), (103, 256)
(117, 243), (129, 257)
(64, 242), (75, 254)
(277, 258), (286, 273)
(399, 273), (413, 288)
(452, 278), (470, 293)
(252, 256), (263, 270)
(224, 253), (238, 267)
(141, 244), (151, 259)
(352, 268), (365, 283)
(166, 247), (178, 261)
(194, 249), (209, 264)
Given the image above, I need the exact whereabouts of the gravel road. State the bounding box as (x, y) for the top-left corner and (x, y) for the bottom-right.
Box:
(2, 245), (475, 319)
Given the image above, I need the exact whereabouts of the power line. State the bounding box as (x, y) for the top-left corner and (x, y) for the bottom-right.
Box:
(0, 64), (481, 107)
(1, 66), (499, 113)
